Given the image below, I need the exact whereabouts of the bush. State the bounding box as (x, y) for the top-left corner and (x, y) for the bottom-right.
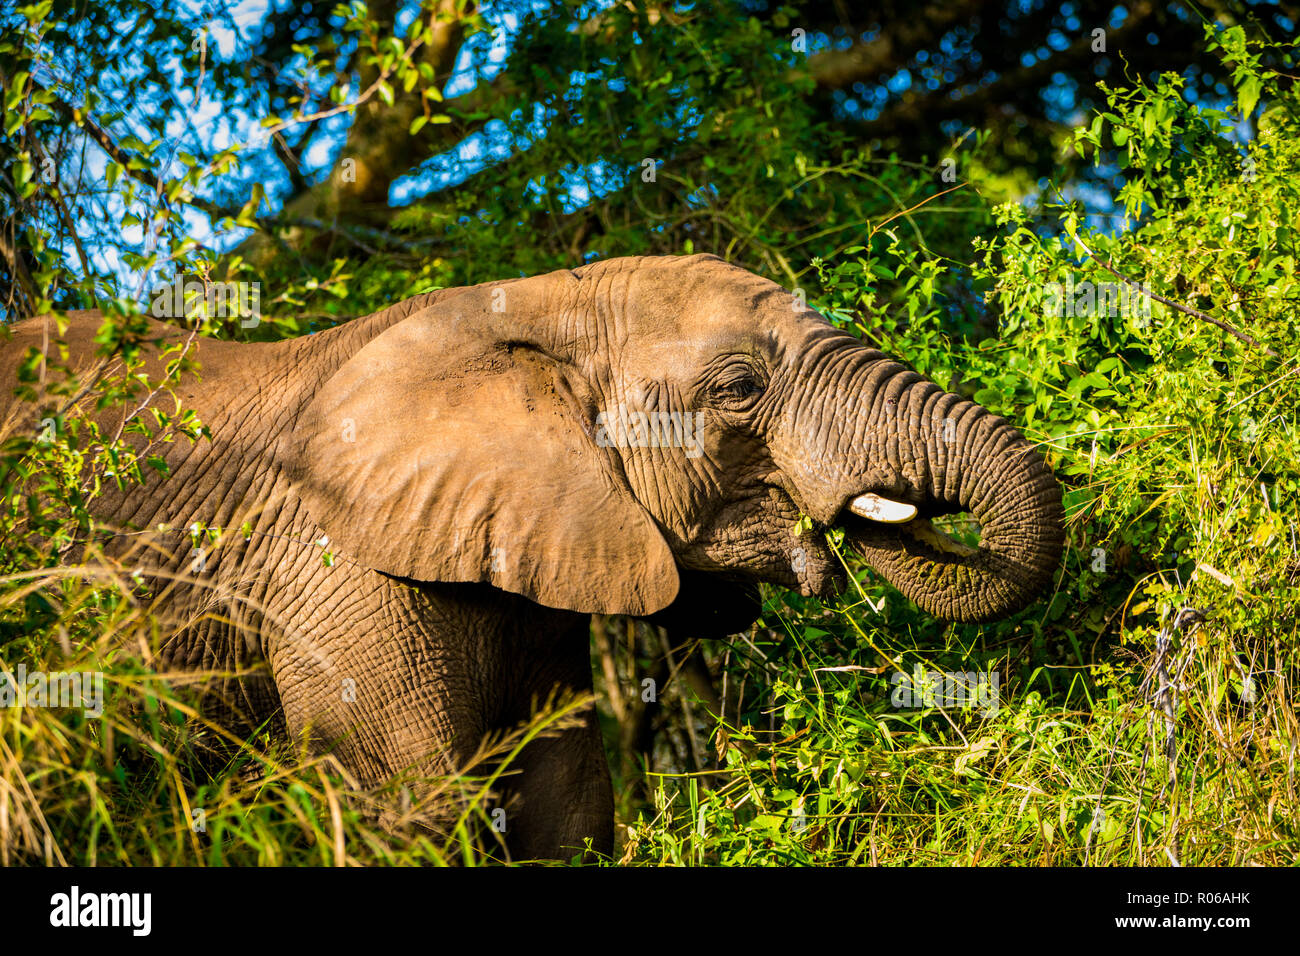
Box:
(619, 26), (1298, 866)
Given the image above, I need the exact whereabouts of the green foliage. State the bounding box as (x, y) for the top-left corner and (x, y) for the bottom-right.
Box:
(229, 1), (997, 326)
(619, 28), (1299, 866)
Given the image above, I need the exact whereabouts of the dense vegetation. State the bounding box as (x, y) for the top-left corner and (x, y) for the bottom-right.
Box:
(0, 1), (1295, 864)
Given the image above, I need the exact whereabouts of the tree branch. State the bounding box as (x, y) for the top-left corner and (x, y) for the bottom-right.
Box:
(1072, 233), (1282, 359)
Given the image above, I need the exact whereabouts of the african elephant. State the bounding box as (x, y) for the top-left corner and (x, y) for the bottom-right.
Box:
(0, 254), (1064, 860)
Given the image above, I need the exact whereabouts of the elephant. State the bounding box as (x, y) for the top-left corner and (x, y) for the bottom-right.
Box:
(0, 254), (1064, 860)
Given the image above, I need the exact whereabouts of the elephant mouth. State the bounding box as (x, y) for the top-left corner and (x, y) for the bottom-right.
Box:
(829, 468), (1062, 623)
(835, 492), (980, 560)
(809, 392), (1064, 622)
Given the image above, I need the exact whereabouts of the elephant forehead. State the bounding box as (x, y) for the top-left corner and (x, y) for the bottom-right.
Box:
(573, 256), (836, 363)
(619, 257), (777, 313)
(615, 311), (834, 378)
(625, 329), (760, 364)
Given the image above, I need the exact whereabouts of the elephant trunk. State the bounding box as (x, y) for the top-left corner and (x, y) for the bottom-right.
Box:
(842, 374), (1064, 622)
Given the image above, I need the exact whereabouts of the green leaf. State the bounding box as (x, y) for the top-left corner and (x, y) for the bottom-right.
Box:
(1238, 76), (1261, 118)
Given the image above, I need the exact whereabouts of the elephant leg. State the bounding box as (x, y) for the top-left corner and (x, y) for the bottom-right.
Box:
(266, 613), (486, 839)
(497, 700), (614, 862)
(493, 617), (615, 862)
(264, 578), (605, 858)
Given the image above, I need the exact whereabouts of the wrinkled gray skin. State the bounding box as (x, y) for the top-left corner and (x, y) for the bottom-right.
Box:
(0, 255), (1063, 860)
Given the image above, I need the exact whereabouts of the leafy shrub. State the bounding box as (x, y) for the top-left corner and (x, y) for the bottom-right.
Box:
(621, 26), (1298, 866)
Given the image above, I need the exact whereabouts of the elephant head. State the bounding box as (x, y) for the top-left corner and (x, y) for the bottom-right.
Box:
(289, 254), (1063, 626)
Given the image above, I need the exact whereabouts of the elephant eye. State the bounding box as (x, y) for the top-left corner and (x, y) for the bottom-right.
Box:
(713, 373), (765, 403)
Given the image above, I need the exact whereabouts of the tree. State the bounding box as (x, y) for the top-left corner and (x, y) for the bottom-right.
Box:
(5, 0), (1296, 326)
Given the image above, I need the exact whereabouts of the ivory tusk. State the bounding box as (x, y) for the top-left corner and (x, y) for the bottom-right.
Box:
(848, 493), (917, 524)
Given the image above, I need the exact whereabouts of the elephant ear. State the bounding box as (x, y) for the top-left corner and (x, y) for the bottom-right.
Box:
(286, 289), (680, 616)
